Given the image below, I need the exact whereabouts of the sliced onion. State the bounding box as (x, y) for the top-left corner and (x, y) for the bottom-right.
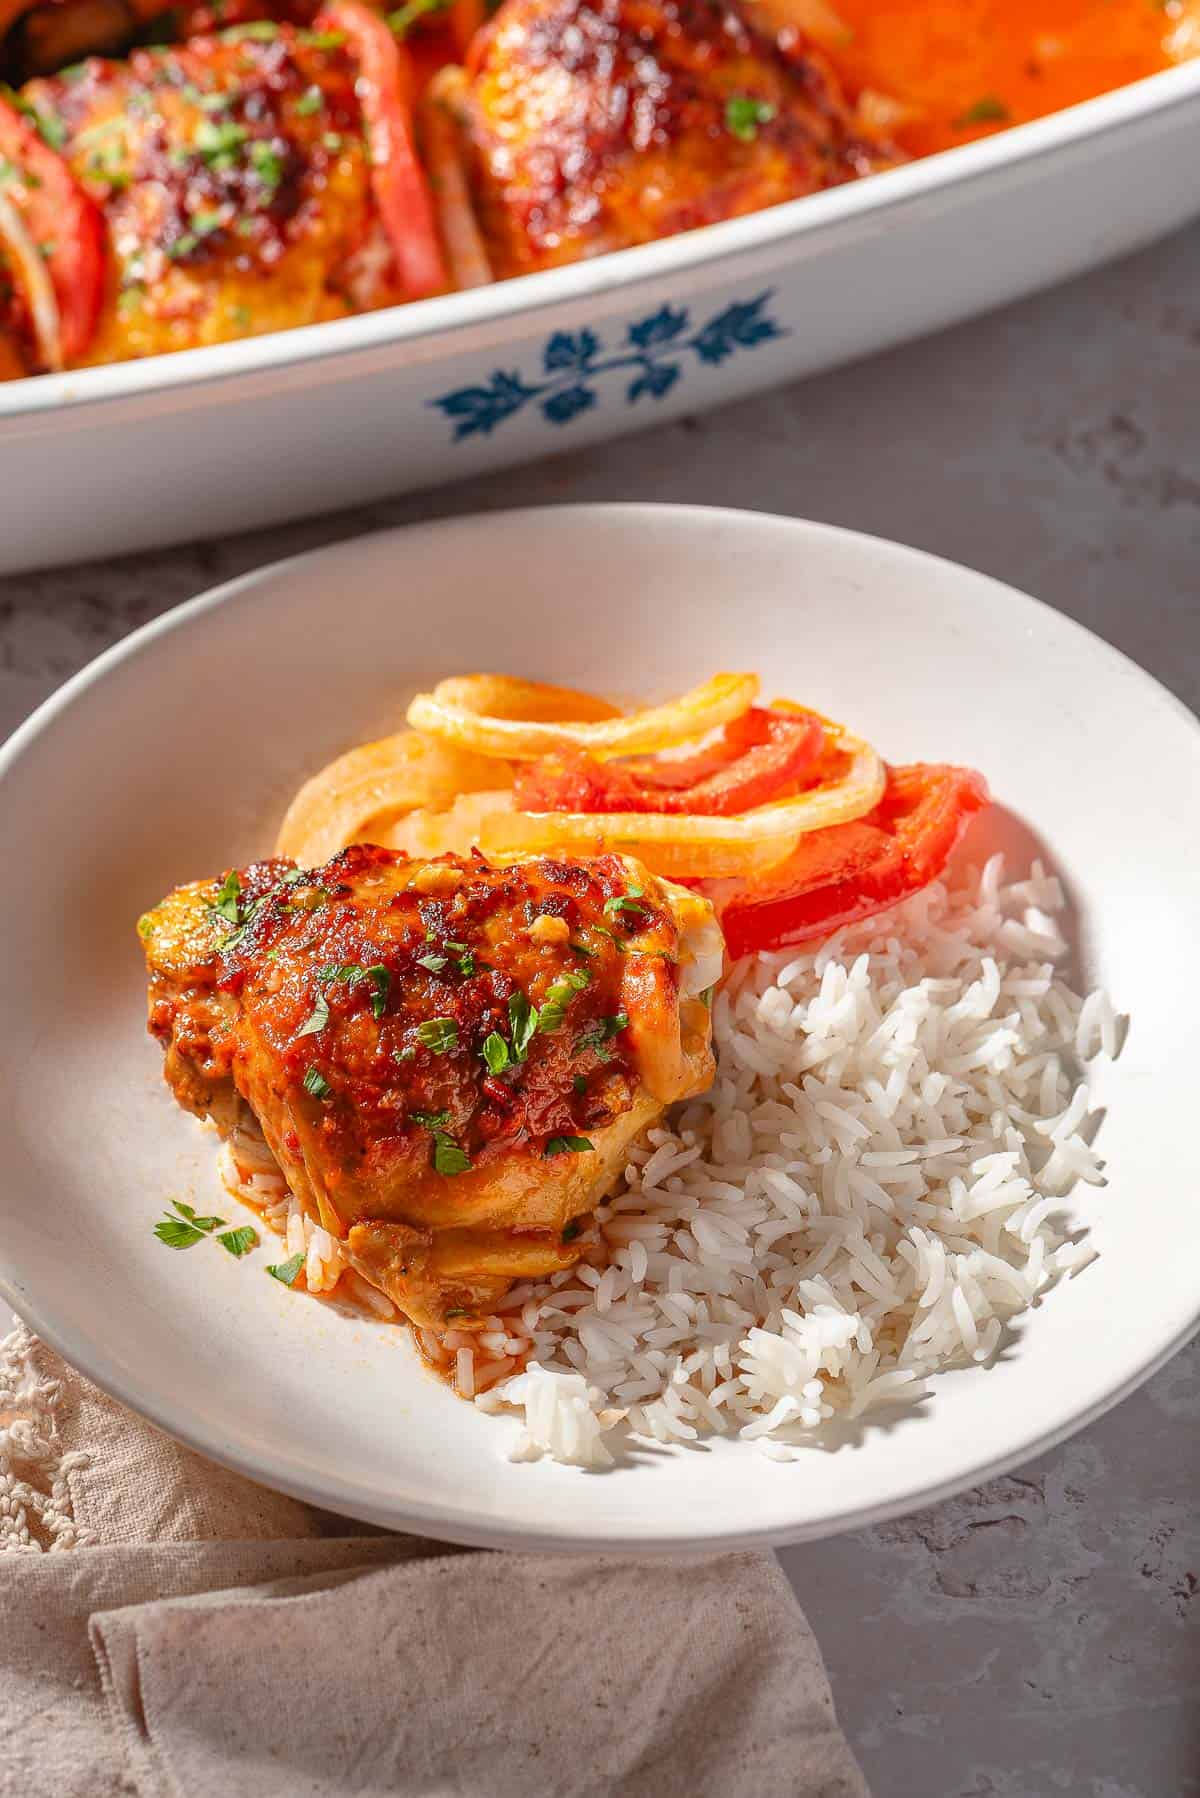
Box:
(423, 70), (494, 290)
(407, 672), (759, 761)
(426, 674), (622, 725)
(476, 733), (886, 877)
(368, 787), (515, 858)
(275, 730), (507, 866)
(0, 186), (61, 372)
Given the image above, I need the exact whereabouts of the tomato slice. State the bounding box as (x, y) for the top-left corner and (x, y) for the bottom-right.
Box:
(0, 98), (104, 363)
(315, 0), (446, 298)
(512, 708), (827, 818)
(697, 763), (990, 959)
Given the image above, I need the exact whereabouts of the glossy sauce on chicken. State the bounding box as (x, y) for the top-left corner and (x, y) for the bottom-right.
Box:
(458, 0), (897, 275)
(141, 845), (719, 1326)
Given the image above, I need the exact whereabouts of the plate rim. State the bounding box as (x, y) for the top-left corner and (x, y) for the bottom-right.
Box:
(3, 501), (1199, 1553)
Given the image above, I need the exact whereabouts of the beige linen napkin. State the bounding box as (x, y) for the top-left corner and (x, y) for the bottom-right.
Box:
(0, 1325), (868, 1798)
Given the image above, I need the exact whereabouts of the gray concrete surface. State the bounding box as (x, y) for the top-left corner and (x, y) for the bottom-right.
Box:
(3, 218), (1198, 1797)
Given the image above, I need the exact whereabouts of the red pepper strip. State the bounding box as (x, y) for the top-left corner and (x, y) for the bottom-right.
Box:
(696, 763), (990, 960)
(0, 98), (104, 362)
(315, 0), (446, 298)
(512, 709), (827, 818)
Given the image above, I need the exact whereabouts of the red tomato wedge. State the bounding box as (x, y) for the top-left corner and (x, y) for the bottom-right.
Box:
(0, 98), (104, 363)
(512, 709), (827, 817)
(316, 0), (446, 298)
(697, 763), (990, 959)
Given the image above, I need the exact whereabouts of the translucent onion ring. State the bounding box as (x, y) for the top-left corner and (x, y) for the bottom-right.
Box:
(373, 794), (796, 878)
(476, 733), (886, 876)
(276, 731), (506, 867)
(428, 674), (622, 724)
(0, 186), (61, 372)
(407, 672), (758, 761)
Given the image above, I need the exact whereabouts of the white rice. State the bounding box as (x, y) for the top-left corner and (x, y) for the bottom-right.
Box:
(475, 855), (1122, 1467)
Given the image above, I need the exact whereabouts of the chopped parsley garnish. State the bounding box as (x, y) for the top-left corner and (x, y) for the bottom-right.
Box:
(545, 1135), (595, 1157)
(249, 140), (285, 189)
(417, 951), (447, 972)
(955, 94), (1010, 127)
(410, 1108), (451, 1128)
(417, 1016), (458, 1054)
(576, 1012), (628, 1058)
(603, 884), (646, 920)
(194, 117), (248, 166)
(168, 232), (199, 261)
(210, 869), (242, 925)
(432, 1130), (471, 1176)
(569, 939), (594, 957)
(725, 95), (775, 143)
(300, 27), (346, 46)
(482, 1032), (511, 1075)
(192, 87), (236, 114)
(222, 17), (279, 37)
(508, 990), (538, 1061)
(561, 1217), (583, 1242)
(296, 993), (330, 1037)
(218, 1224), (258, 1258)
(302, 1066), (331, 1099)
(394, 1045), (416, 1064)
(366, 965), (390, 1019)
(27, 106), (67, 151)
(191, 208), (225, 236)
(153, 1200), (257, 1260)
(700, 984), (715, 1009)
(537, 969), (590, 1034)
(386, 0), (451, 38)
(295, 85), (323, 116)
(319, 962), (390, 1019)
(154, 1216), (206, 1247)
(266, 1251), (306, 1285)
(456, 950), (477, 977)
(322, 130), (344, 153)
(572, 1073), (588, 1095)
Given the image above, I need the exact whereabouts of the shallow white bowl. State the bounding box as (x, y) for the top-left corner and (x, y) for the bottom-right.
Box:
(4, 62), (1200, 573)
(1, 504), (1198, 1552)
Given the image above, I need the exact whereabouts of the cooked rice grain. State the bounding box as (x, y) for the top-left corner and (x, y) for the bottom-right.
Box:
(481, 856), (1121, 1467)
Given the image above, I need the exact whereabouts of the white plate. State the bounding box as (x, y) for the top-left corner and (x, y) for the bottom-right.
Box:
(3, 62), (1200, 574)
(1, 504), (1198, 1553)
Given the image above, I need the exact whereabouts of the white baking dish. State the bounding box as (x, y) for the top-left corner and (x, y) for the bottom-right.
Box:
(3, 59), (1199, 574)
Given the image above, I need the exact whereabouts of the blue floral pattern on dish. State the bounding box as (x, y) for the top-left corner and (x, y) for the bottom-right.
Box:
(429, 290), (787, 441)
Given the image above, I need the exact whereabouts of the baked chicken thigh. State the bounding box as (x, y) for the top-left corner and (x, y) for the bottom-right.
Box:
(2, 8), (442, 374)
(449, 0), (900, 277)
(140, 845), (720, 1328)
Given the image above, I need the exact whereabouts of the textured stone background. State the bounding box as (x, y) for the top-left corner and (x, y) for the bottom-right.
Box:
(3, 219), (1198, 1797)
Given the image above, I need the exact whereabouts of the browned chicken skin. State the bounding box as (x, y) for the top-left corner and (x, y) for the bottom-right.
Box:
(14, 25), (405, 369)
(456, 0), (899, 277)
(140, 844), (719, 1328)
